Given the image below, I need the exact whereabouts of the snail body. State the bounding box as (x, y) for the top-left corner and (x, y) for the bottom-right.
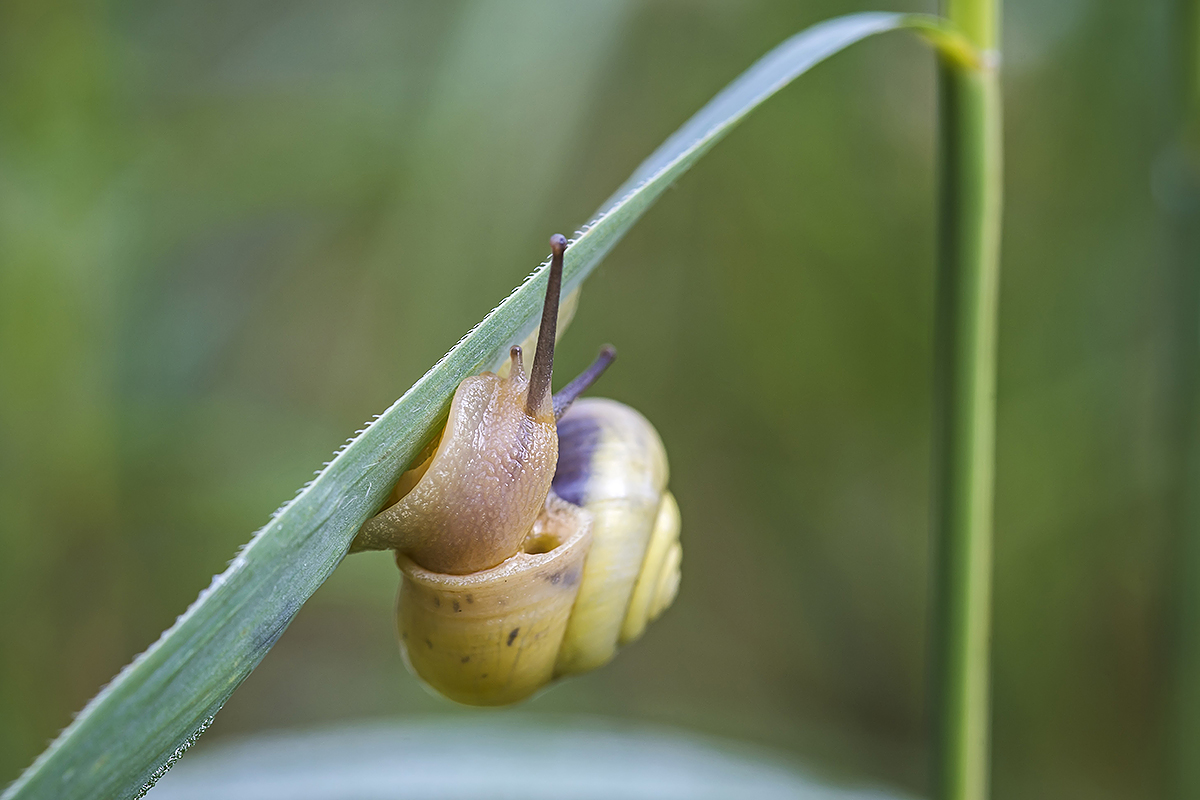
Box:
(355, 348), (558, 575)
(353, 235), (680, 705)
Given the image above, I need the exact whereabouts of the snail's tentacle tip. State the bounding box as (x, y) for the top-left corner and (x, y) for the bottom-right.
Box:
(550, 233), (567, 254)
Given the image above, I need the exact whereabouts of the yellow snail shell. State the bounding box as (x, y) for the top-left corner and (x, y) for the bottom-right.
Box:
(396, 494), (592, 706)
(552, 397), (680, 675)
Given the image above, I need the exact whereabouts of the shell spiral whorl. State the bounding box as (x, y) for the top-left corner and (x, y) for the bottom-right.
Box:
(552, 397), (680, 675)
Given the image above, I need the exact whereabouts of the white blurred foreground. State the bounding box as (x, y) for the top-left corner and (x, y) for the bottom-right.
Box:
(147, 718), (908, 800)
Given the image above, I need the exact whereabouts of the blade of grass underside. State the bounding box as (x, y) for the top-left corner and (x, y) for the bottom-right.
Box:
(3, 12), (973, 800)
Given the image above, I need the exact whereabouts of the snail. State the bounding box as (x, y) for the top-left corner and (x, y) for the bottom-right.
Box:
(351, 234), (681, 706)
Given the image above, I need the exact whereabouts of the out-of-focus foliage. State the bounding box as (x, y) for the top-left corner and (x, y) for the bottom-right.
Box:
(0, 2), (1176, 799)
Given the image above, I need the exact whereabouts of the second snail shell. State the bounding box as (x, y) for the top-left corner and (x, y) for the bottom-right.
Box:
(552, 398), (680, 675)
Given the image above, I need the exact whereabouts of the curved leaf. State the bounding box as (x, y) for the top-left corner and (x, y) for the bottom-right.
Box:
(2, 12), (971, 800)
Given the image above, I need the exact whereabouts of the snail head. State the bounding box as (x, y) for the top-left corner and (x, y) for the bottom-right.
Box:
(353, 234), (613, 574)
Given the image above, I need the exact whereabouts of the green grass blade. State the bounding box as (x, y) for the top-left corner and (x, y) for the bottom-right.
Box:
(3, 12), (970, 800)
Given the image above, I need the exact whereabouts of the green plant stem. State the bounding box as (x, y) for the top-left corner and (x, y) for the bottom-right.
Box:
(930, 1), (1001, 800)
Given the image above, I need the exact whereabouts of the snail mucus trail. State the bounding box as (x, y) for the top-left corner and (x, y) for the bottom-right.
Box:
(351, 234), (681, 706)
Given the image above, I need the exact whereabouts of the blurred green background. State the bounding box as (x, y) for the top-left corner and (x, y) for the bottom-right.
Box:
(0, 1), (1183, 797)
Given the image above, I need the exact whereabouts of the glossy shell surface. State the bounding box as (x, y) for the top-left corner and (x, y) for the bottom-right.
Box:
(552, 397), (679, 674)
(396, 495), (591, 706)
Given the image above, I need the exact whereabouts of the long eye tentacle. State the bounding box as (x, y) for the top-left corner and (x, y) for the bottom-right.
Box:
(553, 345), (617, 420)
(526, 234), (566, 417)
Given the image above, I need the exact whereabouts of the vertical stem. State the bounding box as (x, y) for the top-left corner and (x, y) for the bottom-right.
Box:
(931, 3), (1002, 800)
(1168, 0), (1200, 796)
